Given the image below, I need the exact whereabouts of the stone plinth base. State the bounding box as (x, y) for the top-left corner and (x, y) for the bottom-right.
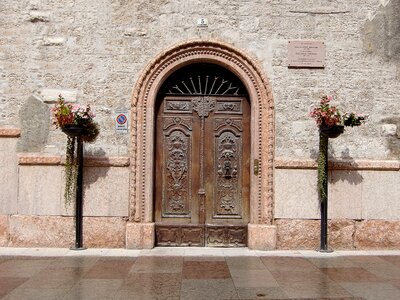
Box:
(6, 215), (126, 248)
(126, 222), (155, 249)
(355, 220), (400, 249)
(247, 224), (277, 250)
(276, 219), (400, 250)
(0, 215), (9, 246)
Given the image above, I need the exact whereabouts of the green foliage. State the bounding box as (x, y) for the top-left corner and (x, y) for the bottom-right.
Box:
(52, 94), (100, 207)
(64, 135), (78, 207)
(318, 134), (328, 202)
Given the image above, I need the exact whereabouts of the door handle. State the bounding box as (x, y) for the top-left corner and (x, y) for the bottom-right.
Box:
(254, 159), (259, 176)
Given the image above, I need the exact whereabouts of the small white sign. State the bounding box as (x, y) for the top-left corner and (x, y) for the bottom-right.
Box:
(197, 18), (208, 27)
(115, 110), (128, 134)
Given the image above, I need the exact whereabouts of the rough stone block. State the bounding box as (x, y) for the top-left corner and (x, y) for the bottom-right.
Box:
(17, 95), (50, 152)
(84, 217), (126, 248)
(0, 215), (9, 246)
(18, 165), (63, 215)
(381, 124), (397, 136)
(276, 219), (356, 250)
(42, 37), (66, 46)
(274, 169), (319, 219)
(40, 88), (78, 103)
(9, 215), (74, 247)
(355, 220), (400, 249)
(28, 11), (50, 22)
(362, 171), (400, 220)
(329, 219), (355, 250)
(276, 219), (319, 249)
(126, 222), (155, 249)
(247, 224), (276, 250)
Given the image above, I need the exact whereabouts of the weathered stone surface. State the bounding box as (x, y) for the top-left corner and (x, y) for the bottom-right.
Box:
(276, 219), (319, 249)
(84, 156), (130, 167)
(8, 215), (126, 248)
(40, 89), (78, 104)
(18, 154), (62, 165)
(0, 138), (18, 214)
(364, 0), (400, 62)
(0, 215), (9, 246)
(275, 158), (400, 171)
(126, 222), (155, 249)
(328, 170), (363, 219)
(329, 219), (355, 250)
(42, 37), (66, 47)
(81, 167), (129, 217)
(84, 217), (126, 248)
(1, 0), (398, 160)
(17, 96), (50, 152)
(17, 154), (130, 167)
(247, 224), (276, 250)
(381, 124), (397, 136)
(0, 128), (21, 137)
(274, 169), (319, 219)
(362, 170), (400, 220)
(9, 215), (74, 247)
(276, 219), (356, 250)
(18, 165), (63, 216)
(355, 220), (400, 249)
(28, 11), (50, 23)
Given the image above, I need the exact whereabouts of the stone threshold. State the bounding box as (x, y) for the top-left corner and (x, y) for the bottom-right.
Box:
(275, 158), (400, 171)
(18, 153), (130, 167)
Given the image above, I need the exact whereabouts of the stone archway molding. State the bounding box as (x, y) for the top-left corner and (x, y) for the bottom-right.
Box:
(126, 39), (276, 250)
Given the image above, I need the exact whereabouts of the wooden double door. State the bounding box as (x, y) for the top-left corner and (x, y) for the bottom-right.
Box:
(155, 95), (250, 247)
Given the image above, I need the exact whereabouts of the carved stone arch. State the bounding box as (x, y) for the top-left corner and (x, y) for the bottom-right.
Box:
(129, 40), (276, 249)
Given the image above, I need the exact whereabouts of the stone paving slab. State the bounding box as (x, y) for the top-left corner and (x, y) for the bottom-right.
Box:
(0, 247), (400, 299)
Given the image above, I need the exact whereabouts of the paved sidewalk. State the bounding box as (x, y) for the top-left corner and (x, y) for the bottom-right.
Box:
(0, 247), (399, 299)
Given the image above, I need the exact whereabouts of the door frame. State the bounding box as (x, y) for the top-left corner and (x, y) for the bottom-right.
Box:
(128, 40), (276, 249)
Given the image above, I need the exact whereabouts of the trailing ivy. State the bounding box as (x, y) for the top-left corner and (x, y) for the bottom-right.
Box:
(64, 135), (78, 207)
(52, 95), (99, 207)
(318, 134), (328, 202)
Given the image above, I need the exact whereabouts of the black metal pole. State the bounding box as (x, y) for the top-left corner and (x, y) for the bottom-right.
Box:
(319, 133), (331, 252)
(73, 136), (85, 250)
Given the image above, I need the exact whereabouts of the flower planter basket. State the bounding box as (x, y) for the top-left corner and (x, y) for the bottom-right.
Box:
(62, 124), (85, 137)
(319, 125), (344, 138)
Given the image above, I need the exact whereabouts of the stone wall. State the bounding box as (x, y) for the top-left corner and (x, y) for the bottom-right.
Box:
(0, 1), (399, 249)
(1, 0), (399, 159)
(0, 143), (130, 248)
(274, 159), (400, 220)
(274, 158), (400, 249)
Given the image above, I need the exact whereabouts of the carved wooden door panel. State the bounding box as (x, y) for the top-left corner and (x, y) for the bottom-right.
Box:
(155, 96), (250, 247)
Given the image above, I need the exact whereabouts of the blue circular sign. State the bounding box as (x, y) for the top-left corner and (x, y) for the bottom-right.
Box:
(116, 114), (127, 125)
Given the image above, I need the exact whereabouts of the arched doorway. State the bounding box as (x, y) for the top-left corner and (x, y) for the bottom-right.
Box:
(127, 40), (276, 250)
(154, 63), (250, 247)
